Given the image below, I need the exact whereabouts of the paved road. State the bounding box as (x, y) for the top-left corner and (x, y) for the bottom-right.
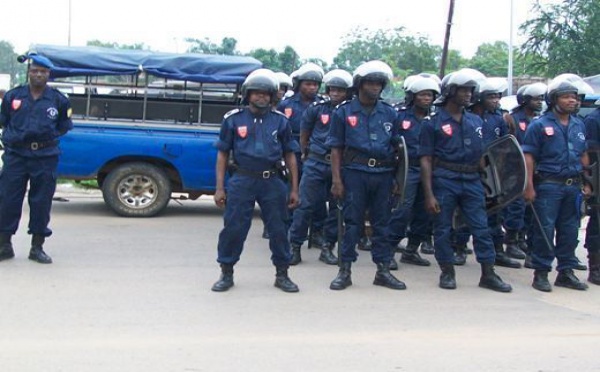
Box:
(1, 187), (599, 372)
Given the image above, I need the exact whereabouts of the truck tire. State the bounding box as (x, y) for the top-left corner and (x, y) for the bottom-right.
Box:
(102, 162), (172, 217)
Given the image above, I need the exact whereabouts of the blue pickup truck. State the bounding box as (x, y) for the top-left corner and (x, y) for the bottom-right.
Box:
(32, 44), (261, 216)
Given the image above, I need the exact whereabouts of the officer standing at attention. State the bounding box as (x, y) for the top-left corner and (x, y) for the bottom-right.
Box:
(419, 69), (512, 292)
(387, 75), (439, 268)
(523, 78), (591, 292)
(288, 69), (354, 265)
(327, 60), (406, 291)
(0, 53), (73, 264)
(211, 69), (300, 293)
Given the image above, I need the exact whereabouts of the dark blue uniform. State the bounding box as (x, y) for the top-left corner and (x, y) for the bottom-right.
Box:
(522, 111), (587, 271)
(419, 108), (496, 264)
(215, 108), (299, 266)
(289, 99), (337, 247)
(327, 98), (400, 263)
(0, 85), (72, 237)
(387, 106), (430, 248)
(585, 108), (600, 255)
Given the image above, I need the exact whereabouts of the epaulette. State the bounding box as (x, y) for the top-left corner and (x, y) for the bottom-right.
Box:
(395, 105), (408, 112)
(424, 112), (436, 120)
(381, 101), (394, 108)
(312, 96), (331, 107)
(336, 100), (352, 109)
(272, 109), (288, 118)
(224, 108), (243, 119)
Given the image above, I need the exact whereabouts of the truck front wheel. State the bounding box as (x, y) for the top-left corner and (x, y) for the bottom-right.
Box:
(102, 162), (172, 217)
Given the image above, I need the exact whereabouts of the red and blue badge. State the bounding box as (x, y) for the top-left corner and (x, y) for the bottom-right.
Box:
(11, 99), (21, 110)
(237, 126), (248, 138)
(442, 124), (453, 136)
(544, 126), (554, 136)
(320, 114), (329, 125)
(519, 121), (527, 131)
(402, 120), (411, 130)
(284, 108), (293, 118)
(347, 116), (358, 127)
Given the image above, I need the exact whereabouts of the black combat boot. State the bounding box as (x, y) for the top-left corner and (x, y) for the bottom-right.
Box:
(309, 228), (326, 248)
(478, 263), (512, 292)
(532, 269), (552, 292)
(524, 254), (534, 269)
(28, 235), (52, 264)
(420, 235), (434, 255)
(0, 233), (15, 261)
(357, 236), (372, 251)
(401, 243), (431, 266)
(517, 230), (529, 254)
(588, 251), (600, 285)
(389, 253), (399, 271)
(395, 239), (407, 253)
(274, 266), (299, 293)
(573, 257), (588, 271)
(290, 243), (302, 265)
(504, 229), (526, 259)
(211, 264), (234, 292)
(555, 269), (588, 290)
(373, 262), (406, 290)
(319, 242), (338, 265)
(439, 263), (457, 289)
(494, 242), (521, 269)
(330, 262), (352, 290)
(453, 244), (467, 266)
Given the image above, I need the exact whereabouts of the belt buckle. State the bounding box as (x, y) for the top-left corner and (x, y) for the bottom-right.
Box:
(565, 178), (573, 186)
(30, 142), (39, 150)
(367, 158), (377, 167)
(262, 171), (271, 179)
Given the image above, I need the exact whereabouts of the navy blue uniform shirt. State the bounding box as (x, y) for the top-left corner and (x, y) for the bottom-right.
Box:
(584, 108), (600, 149)
(397, 105), (426, 160)
(0, 85), (73, 157)
(419, 107), (485, 180)
(522, 111), (587, 178)
(215, 108), (299, 171)
(276, 93), (320, 138)
(479, 109), (508, 147)
(327, 98), (400, 173)
(300, 98), (334, 156)
(510, 108), (535, 145)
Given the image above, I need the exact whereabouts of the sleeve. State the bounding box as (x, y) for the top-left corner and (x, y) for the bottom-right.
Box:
(418, 118), (435, 157)
(522, 120), (541, 158)
(0, 91), (10, 127)
(390, 110), (401, 147)
(585, 111), (600, 149)
(325, 107), (345, 148)
(215, 117), (234, 152)
(280, 116), (300, 154)
(57, 94), (74, 135)
(300, 104), (317, 133)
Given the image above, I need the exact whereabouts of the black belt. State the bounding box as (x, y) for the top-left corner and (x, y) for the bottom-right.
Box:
(10, 139), (58, 151)
(307, 152), (331, 163)
(434, 159), (480, 173)
(344, 148), (396, 168)
(536, 176), (581, 186)
(234, 168), (278, 179)
(409, 158), (420, 167)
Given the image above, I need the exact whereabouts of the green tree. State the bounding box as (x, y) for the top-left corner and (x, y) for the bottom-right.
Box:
(247, 45), (300, 73)
(87, 40), (149, 50)
(184, 37), (239, 55)
(519, 0), (600, 76)
(0, 41), (24, 86)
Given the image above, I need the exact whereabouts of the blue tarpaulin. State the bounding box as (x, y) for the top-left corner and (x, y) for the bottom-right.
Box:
(30, 44), (262, 84)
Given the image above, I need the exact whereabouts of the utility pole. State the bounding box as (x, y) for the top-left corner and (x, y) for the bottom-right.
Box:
(68, 0), (72, 46)
(439, 0), (455, 79)
(507, 0), (514, 94)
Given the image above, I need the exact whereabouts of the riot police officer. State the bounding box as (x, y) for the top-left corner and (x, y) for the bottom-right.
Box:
(387, 75), (439, 267)
(327, 60), (406, 291)
(523, 78), (591, 292)
(584, 100), (600, 285)
(419, 69), (512, 292)
(211, 69), (300, 293)
(289, 69), (353, 265)
(0, 53), (73, 264)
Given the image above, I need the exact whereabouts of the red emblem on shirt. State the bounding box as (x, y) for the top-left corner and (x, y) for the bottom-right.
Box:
(11, 99), (21, 110)
(544, 126), (554, 136)
(284, 108), (293, 118)
(237, 126), (248, 138)
(320, 114), (329, 125)
(442, 124), (453, 136)
(347, 116), (358, 127)
(519, 121), (527, 131)
(402, 120), (411, 130)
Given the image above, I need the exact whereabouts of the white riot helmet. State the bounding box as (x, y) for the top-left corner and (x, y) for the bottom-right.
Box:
(323, 69), (353, 90)
(438, 68), (482, 104)
(241, 68), (279, 104)
(292, 62), (324, 91)
(516, 82), (547, 105)
(546, 77), (579, 107)
(275, 72), (293, 92)
(405, 76), (441, 106)
(352, 60), (394, 90)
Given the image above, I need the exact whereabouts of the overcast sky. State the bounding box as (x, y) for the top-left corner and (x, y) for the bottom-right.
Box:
(1, 0), (554, 64)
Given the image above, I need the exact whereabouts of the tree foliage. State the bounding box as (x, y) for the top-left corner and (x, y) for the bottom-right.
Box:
(184, 37), (238, 55)
(0, 41), (25, 86)
(87, 40), (149, 50)
(519, 0), (600, 77)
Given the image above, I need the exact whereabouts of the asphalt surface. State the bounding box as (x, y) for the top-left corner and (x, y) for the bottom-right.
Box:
(0, 185), (599, 372)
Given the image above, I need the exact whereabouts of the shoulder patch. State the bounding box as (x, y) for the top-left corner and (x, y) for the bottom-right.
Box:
(224, 108), (243, 119)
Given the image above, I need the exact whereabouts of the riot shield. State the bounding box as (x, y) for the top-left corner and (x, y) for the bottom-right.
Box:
(392, 136), (409, 210)
(453, 134), (526, 228)
(586, 146), (600, 207)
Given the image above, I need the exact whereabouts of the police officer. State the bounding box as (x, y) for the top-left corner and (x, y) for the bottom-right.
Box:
(277, 63), (326, 263)
(584, 99), (600, 285)
(502, 83), (547, 267)
(523, 78), (590, 292)
(274, 72), (293, 107)
(327, 60), (406, 290)
(419, 69), (512, 292)
(0, 53), (73, 264)
(211, 69), (300, 293)
(289, 69), (353, 265)
(469, 78), (522, 269)
(387, 75), (439, 267)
